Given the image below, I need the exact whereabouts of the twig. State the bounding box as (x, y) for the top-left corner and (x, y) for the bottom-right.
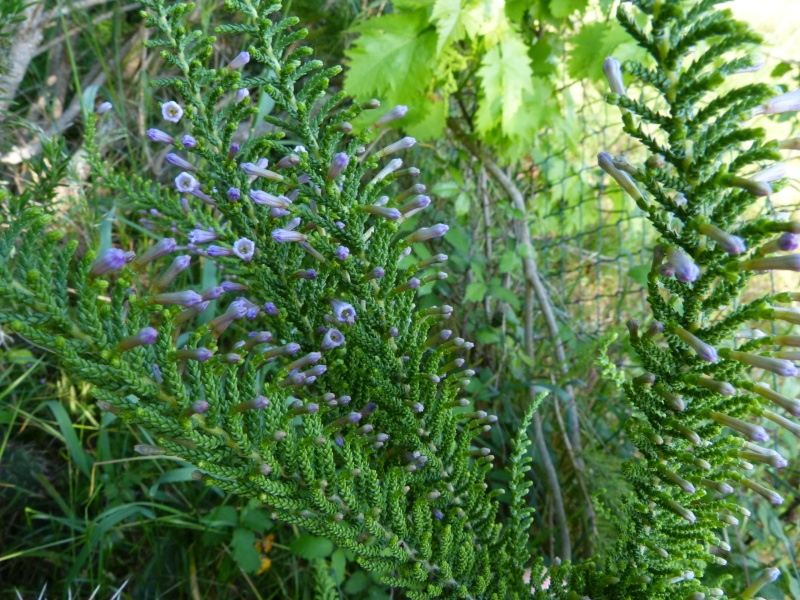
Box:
(0, 2), (47, 117)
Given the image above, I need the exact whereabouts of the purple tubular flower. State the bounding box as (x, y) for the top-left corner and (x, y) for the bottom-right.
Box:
(208, 300), (248, 335)
(399, 195), (431, 215)
(777, 233), (799, 251)
(229, 143), (240, 160)
(227, 51), (250, 70)
(165, 153), (196, 172)
(369, 158), (403, 186)
(161, 101), (184, 123)
(726, 350), (799, 377)
(249, 189), (291, 208)
(376, 136), (416, 158)
(272, 229), (307, 243)
(275, 154), (301, 169)
(188, 229), (218, 244)
(173, 300), (210, 326)
(740, 254), (800, 272)
(666, 246), (700, 283)
(603, 56), (626, 96)
(270, 207), (290, 218)
(723, 174), (773, 197)
(201, 286), (225, 301)
(155, 255), (192, 291)
(175, 172), (199, 193)
(236, 296), (261, 320)
(206, 245), (233, 258)
(751, 383), (800, 417)
(89, 248), (127, 277)
(240, 162), (283, 182)
(321, 328), (345, 350)
(303, 364), (327, 378)
(181, 134), (197, 148)
(417, 254), (448, 269)
(673, 327), (718, 363)
(96, 101), (113, 114)
(187, 400), (210, 416)
(327, 152), (350, 181)
(150, 290), (204, 307)
(753, 89), (800, 116)
(227, 187), (241, 202)
(131, 238), (177, 271)
(330, 299), (357, 325)
(405, 224), (450, 244)
(147, 128), (174, 144)
(294, 269), (317, 280)
(697, 223), (746, 255)
(770, 307), (800, 326)
(372, 105), (408, 128)
(234, 395), (270, 413)
(335, 246), (350, 260)
(711, 411), (769, 442)
(394, 278), (420, 294)
(175, 347), (215, 361)
(598, 152), (643, 201)
(690, 377), (735, 396)
(235, 88), (249, 103)
(742, 480), (784, 505)
(365, 267), (385, 281)
(432, 509), (444, 520)
(362, 205), (402, 220)
(233, 238), (255, 262)
(264, 302), (279, 315)
(117, 327), (158, 352)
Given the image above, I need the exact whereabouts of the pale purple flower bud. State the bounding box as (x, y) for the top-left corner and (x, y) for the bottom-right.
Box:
(275, 154), (301, 169)
(181, 197), (190, 213)
(335, 221), (345, 229)
(362, 204), (402, 220)
(229, 143), (240, 160)
(327, 152), (349, 181)
(234, 395), (269, 413)
(175, 172), (199, 193)
(711, 410), (769, 442)
(206, 245), (233, 258)
(405, 224), (449, 244)
(165, 153), (196, 172)
(233, 238), (255, 261)
(181, 134), (196, 148)
(674, 193), (687, 207)
(208, 300), (248, 335)
(654, 384), (685, 411)
(175, 347), (215, 361)
(161, 101), (183, 123)
(742, 479), (784, 505)
(740, 254), (800, 272)
(753, 89), (800, 116)
(426, 329), (452, 347)
(321, 329), (344, 350)
(666, 500), (696, 523)
(270, 207), (290, 218)
(372, 105), (408, 128)
(417, 254), (448, 269)
(764, 410), (800, 437)
(227, 187), (241, 202)
(752, 163), (786, 183)
(155, 255), (192, 291)
(186, 400), (209, 416)
(134, 444), (166, 455)
(237, 297), (261, 320)
(131, 238), (176, 271)
(189, 188), (215, 204)
(394, 278), (420, 294)
(697, 223), (746, 255)
(769, 307), (800, 326)
(666, 246), (700, 283)
(240, 162), (283, 181)
(703, 479), (734, 494)
(389, 327), (399, 337)
(272, 229), (306, 243)
(740, 448), (788, 469)
(603, 57), (626, 96)
(294, 269), (317, 279)
(96, 101), (113, 114)
(598, 152), (643, 201)
(235, 88), (249, 103)
(330, 299), (357, 324)
(117, 327), (158, 352)
(723, 174), (772, 196)
(150, 290), (203, 307)
(147, 128), (174, 144)
(775, 334), (800, 347)
(673, 327), (718, 363)
(89, 248), (127, 277)
(365, 267), (385, 281)
(335, 246), (350, 260)
(222, 353), (243, 364)
(249, 189), (291, 208)
(690, 377), (735, 396)
(201, 286), (225, 301)
(376, 136), (416, 158)
(264, 302), (279, 315)
(188, 229), (218, 244)
(369, 158), (403, 186)
(399, 195), (431, 215)
(227, 51), (250, 70)
(726, 349), (798, 377)
(302, 364), (327, 378)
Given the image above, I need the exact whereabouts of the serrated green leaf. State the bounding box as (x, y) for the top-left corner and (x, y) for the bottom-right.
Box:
(465, 282), (487, 302)
(432, 0), (466, 53)
(290, 534), (334, 559)
(230, 528), (261, 574)
(568, 21), (646, 82)
(549, 0), (588, 19)
(498, 250), (518, 274)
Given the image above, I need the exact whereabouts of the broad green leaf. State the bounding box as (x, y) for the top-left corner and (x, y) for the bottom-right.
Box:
(290, 534), (334, 559)
(240, 500), (274, 533)
(344, 570), (372, 594)
(230, 528), (261, 574)
(465, 282), (488, 302)
(462, 0), (510, 44)
(628, 265), (650, 286)
(432, 0), (466, 53)
(549, 0), (588, 19)
(498, 249), (518, 273)
(568, 21), (643, 82)
(476, 32), (534, 136)
(330, 548), (347, 585)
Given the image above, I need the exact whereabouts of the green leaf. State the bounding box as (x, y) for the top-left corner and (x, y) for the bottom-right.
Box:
(549, 0), (588, 19)
(432, 0), (466, 53)
(465, 282), (487, 302)
(568, 21), (639, 82)
(230, 528), (261, 574)
(202, 505), (239, 528)
(47, 401), (92, 477)
(476, 32), (534, 136)
(240, 501), (274, 533)
(628, 265), (650, 286)
(771, 61), (793, 78)
(290, 534), (334, 559)
(498, 249), (518, 274)
(344, 570), (372, 594)
(330, 548), (347, 585)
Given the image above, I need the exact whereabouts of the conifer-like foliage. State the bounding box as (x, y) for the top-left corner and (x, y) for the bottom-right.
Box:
(1, 0), (799, 598)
